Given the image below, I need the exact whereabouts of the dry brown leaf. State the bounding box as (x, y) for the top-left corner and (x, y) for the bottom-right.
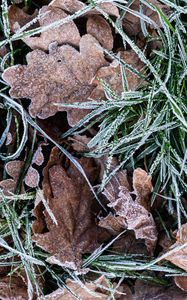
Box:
(3, 34), (108, 126)
(91, 50), (145, 100)
(175, 276), (187, 292)
(24, 165), (40, 188)
(100, 169), (157, 255)
(165, 223), (187, 272)
(8, 4), (38, 32)
(133, 168), (153, 210)
(33, 147), (99, 272)
(122, 0), (171, 37)
(87, 15), (113, 50)
(132, 280), (187, 300)
(0, 160), (23, 199)
(50, 0), (119, 17)
(0, 275), (28, 300)
(40, 276), (131, 300)
(22, 6), (80, 50)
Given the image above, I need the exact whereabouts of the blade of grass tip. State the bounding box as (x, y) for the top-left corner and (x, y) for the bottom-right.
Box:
(0, 96), (28, 161)
(0, 93), (106, 211)
(83, 230), (127, 268)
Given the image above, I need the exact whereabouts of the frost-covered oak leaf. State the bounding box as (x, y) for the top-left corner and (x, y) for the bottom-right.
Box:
(99, 168), (157, 255)
(87, 15), (113, 50)
(22, 6), (81, 51)
(50, 0), (119, 17)
(2, 34), (108, 126)
(33, 147), (99, 272)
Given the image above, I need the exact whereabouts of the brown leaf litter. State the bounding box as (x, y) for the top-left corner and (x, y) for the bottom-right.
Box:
(2, 34), (108, 126)
(9, 0), (117, 51)
(32, 147), (99, 272)
(50, 0), (119, 17)
(122, 0), (171, 37)
(22, 5), (81, 51)
(99, 168), (157, 255)
(39, 276), (132, 300)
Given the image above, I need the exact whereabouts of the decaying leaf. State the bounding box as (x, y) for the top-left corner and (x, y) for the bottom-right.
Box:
(122, 0), (171, 37)
(40, 276), (131, 300)
(33, 147), (99, 272)
(23, 6), (80, 51)
(99, 169), (157, 255)
(0, 275), (28, 300)
(3, 34), (108, 126)
(8, 4), (38, 32)
(0, 160), (23, 199)
(165, 223), (187, 272)
(91, 50), (145, 100)
(132, 280), (187, 300)
(50, 0), (119, 17)
(87, 15), (113, 50)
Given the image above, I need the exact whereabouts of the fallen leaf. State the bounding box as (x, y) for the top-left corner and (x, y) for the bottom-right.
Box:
(133, 168), (153, 210)
(8, 4), (38, 32)
(33, 147), (99, 272)
(100, 169), (157, 255)
(165, 223), (187, 272)
(3, 34), (108, 126)
(91, 50), (145, 100)
(39, 276), (131, 300)
(132, 279), (187, 300)
(122, 0), (171, 37)
(87, 15), (113, 50)
(50, 0), (119, 17)
(0, 160), (23, 199)
(175, 276), (187, 292)
(22, 6), (80, 50)
(24, 165), (40, 188)
(0, 275), (28, 300)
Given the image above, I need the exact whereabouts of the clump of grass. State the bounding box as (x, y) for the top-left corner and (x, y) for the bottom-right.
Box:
(63, 0), (187, 234)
